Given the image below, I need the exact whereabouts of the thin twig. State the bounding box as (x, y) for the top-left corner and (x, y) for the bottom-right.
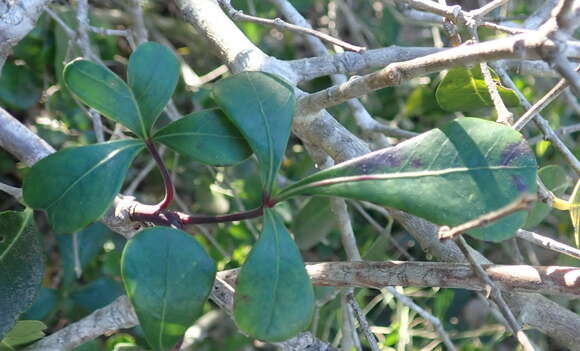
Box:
(455, 237), (536, 351)
(351, 201), (415, 260)
(439, 195), (536, 240)
(466, 24), (513, 124)
(527, 123), (580, 144)
(513, 68), (578, 131)
(219, 0), (365, 53)
(517, 229), (580, 260)
(345, 293), (381, 351)
(88, 25), (130, 36)
(493, 64), (580, 175)
(129, 0), (148, 45)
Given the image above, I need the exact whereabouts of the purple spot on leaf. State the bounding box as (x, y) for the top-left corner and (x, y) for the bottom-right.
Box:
(411, 158), (423, 168)
(511, 175), (527, 193)
(358, 149), (401, 174)
(500, 142), (529, 166)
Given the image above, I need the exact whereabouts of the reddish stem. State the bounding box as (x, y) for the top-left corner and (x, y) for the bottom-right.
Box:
(130, 204), (264, 229)
(145, 140), (174, 210)
(181, 206), (263, 225)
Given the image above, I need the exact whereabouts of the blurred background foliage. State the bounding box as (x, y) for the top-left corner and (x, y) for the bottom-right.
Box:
(0, 0), (578, 350)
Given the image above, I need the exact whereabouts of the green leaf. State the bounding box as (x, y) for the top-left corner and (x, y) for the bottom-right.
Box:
(212, 72), (295, 193)
(291, 197), (335, 250)
(0, 210), (44, 339)
(524, 165), (570, 228)
(63, 60), (146, 138)
(436, 66), (520, 112)
(1, 321), (46, 348)
(0, 61), (42, 110)
(234, 208), (314, 341)
(153, 109), (252, 166)
(58, 223), (115, 287)
(121, 227), (216, 351)
(72, 277), (124, 312)
(20, 288), (58, 321)
(23, 140), (144, 233)
(128, 42), (179, 134)
(276, 117), (537, 241)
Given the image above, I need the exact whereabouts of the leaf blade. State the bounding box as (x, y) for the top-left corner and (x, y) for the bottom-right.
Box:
(234, 208), (314, 341)
(436, 66), (520, 112)
(122, 227), (216, 351)
(0, 209), (44, 339)
(153, 109), (252, 165)
(23, 140), (144, 233)
(277, 117), (537, 241)
(212, 72), (295, 193)
(128, 42), (179, 134)
(64, 59), (146, 138)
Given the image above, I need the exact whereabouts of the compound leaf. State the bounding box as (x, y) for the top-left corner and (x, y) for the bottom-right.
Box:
(64, 59), (146, 138)
(122, 227), (216, 351)
(276, 117), (537, 241)
(234, 208), (314, 341)
(436, 66), (520, 112)
(128, 42), (179, 134)
(0, 209), (43, 339)
(153, 109), (252, 166)
(212, 72), (295, 193)
(23, 140), (144, 233)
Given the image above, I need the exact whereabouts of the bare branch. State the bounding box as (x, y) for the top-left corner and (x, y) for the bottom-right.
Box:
(129, 0), (148, 45)
(0, 0), (52, 75)
(346, 293), (381, 351)
(493, 65), (580, 175)
(391, 209), (580, 350)
(517, 229), (580, 260)
(455, 236), (537, 351)
(513, 71), (575, 131)
(287, 46), (441, 82)
(298, 33), (558, 115)
(219, 0), (365, 53)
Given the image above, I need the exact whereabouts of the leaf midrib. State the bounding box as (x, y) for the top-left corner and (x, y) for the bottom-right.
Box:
(246, 74), (275, 191)
(263, 211), (281, 337)
(75, 66), (148, 138)
(281, 165), (535, 198)
(44, 142), (142, 211)
(0, 210), (31, 262)
(154, 132), (244, 140)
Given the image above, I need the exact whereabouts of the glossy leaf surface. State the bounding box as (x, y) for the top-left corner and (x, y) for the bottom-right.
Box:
(153, 109), (252, 166)
(525, 165), (569, 228)
(23, 140), (144, 233)
(212, 72), (295, 192)
(128, 42), (179, 134)
(234, 209), (314, 341)
(277, 118), (537, 241)
(122, 227), (216, 351)
(0, 210), (43, 339)
(64, 60), (145, 137)
(436, 66), (520, 112)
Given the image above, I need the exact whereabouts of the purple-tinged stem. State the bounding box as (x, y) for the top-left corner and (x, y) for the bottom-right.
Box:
(145, 140), (174, 210)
